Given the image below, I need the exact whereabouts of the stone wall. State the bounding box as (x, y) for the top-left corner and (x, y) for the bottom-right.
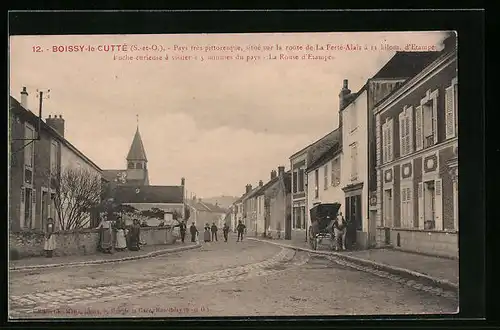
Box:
(389, 228), (458, 259)
(9, 226), (178, 259)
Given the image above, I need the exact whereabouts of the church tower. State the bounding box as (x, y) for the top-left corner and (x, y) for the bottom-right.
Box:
(126, 122), (149, 186)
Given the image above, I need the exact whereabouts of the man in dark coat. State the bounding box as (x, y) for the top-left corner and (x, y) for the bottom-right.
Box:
(190, 222), (198, 242)
(236, 220), (246, 242)
(179, 220), (187, 243)
(222, 223), (230, 242)
(211, 222), (218, 242)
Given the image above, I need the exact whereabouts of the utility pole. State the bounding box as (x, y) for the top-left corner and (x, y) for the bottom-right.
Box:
(11, 88), (50, 153)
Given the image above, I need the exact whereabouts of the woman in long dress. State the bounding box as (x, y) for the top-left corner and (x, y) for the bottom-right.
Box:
(96, 216), (114, 254)
(114, 217), (127, 251)
(44, 217), (57, 258)
(128, 219), (141, 251)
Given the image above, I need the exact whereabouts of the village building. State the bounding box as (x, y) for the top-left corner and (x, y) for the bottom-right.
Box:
(374, 34), (458, 258)
(242, 181), (265, 236)
(305, 141), (343, 227)
(338, 50), (441, 249)
(230, 198), (244, 232)
(186, 196), (227, 228)
(289, 129), (341, 242)
(254, 167), (292, 239)
(9, 89), (102, 232)
(102, 123), (185, 224)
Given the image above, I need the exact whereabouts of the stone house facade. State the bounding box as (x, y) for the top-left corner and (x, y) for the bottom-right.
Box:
(374, 35), (458, 258)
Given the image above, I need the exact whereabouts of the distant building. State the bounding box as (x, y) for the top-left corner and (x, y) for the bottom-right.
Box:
(374, 34), (458, 258)
(254, 167), (292, 239)
(9, 89), (102, 231)
(242, 182), (265, 236)
(186, 197), (227, 228)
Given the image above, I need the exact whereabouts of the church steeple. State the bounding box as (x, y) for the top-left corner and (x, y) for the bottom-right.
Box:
(126, 116), (149, 185)
(127, 120), (148, 161)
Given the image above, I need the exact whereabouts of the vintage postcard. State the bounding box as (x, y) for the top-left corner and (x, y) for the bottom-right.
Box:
(8, 31), (458, 319)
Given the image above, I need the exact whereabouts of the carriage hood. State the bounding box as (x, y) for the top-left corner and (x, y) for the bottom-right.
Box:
(309, 203), (341, 230)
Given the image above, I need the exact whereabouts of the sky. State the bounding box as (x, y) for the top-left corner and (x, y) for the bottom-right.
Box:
(9, 32), (448, 198)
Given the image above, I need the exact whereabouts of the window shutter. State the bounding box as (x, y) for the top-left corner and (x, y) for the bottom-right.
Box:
(418, 182), (424, 229)
(20, 187), (25, 228)
(407, 108), (413, 154)
(434, 179), (443, 230)
(407, 187), (413, 228)
(445, 86), (456, 139)
(401, 186), (406, 227)
(382, 125), (387, 163)
(388, 119), (394, 161)
(31, 188), (37, 229)
(432, 96), (438, 145)
(415, 106), (423, 151)
(399, 112), (405, 156)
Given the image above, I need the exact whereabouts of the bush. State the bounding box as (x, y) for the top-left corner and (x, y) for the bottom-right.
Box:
(10, 248), (20, 260)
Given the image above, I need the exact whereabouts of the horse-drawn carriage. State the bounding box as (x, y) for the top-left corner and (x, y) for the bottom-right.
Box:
(308, 202), (341, 251)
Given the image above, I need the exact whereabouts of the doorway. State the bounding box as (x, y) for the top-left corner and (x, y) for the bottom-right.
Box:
(384, 189), (393, 227)
(345, 194), (361, 249)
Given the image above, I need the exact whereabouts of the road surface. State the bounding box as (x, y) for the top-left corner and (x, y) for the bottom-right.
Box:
(9, 237), (458, 318)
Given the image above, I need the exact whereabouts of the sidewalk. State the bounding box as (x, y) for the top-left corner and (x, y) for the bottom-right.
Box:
(9, 242), (200, 270)
(250, 237), (458, 288)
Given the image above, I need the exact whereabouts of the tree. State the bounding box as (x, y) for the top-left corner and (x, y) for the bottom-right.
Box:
(51, 167), (102, 230)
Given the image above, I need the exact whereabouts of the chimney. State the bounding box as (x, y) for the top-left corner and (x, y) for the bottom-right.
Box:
(338, 79), (351, 126)
(245, 184), (252, 194)
(20, 87), (29, 109)
(46, 114), (65, 137)
(278, 166), (285, 176)
(259, 180), (263, 187)
(270, 170), (277, 180)
(181, 177), (185, 186)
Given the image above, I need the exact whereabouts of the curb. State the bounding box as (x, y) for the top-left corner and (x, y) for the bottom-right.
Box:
(9, 243), (202, 272)
(248, 238), (458, 292)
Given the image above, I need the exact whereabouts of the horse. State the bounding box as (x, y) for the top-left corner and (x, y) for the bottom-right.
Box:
(333, 213), (347, 251)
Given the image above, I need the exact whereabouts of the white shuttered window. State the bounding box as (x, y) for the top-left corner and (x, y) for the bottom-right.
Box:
(445, 78), (458, 139)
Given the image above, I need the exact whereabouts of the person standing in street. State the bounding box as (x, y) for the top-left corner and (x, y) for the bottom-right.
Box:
(190, 222), (198, 242)
(96, 215), (114, 254)
(211, 222), (218, 242)
(114, 216), (127, 251)
(204, 224), (211, 243)
(179, 220), (187, 243)
(43, 217), (57, 258)
(236, 220), (246, 242)
(223, 223), (230, 242)
(128, 219), (142, 251)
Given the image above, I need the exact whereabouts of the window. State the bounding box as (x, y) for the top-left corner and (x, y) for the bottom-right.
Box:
(24, 125), (34, 168)
(292, 170), (298, 193)
(128, 162), (135, 169)
(314, 169), (319, 198)
(331, 157), (341, 186)
(382, 119), (394, 163)
(350, 143), (358, 180)
(350, 108), (358, 132)
(445, 78), (458, 139)
(50, 140), (59, 175)
(298, 168), (305, 192)
(400, 185), (413, 228)
(399, 107), (413, 157)
(420, 90), (438, 149)
(323, 163), (329, 189)
(136, 162), (143, 169)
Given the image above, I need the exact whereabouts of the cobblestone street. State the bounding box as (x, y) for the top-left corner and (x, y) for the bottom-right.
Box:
(9, 237), (458, 318)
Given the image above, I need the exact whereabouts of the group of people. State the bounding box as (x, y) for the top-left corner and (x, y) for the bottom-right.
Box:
(95, 216), (142, 254)
(177, 220), (247, 244)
